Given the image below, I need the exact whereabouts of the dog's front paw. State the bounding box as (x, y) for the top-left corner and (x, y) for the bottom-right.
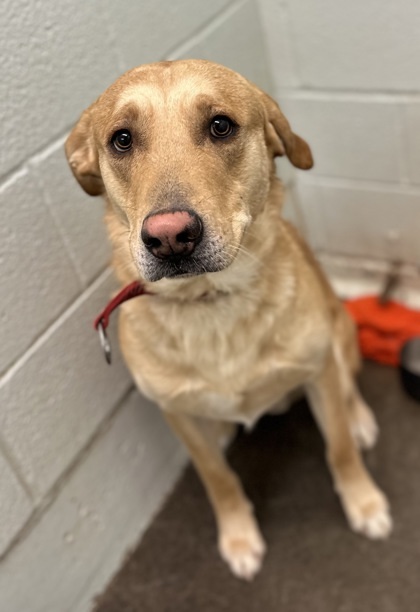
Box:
(219, 516), (266, 581)
(342, 486), (392, 540)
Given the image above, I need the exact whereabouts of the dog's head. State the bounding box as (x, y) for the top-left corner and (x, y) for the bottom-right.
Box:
(66, 60), (312, 282)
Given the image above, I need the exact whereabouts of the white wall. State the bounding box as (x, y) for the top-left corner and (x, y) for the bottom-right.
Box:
(259, 0), (420, 267)
(0, 1), (272, 610)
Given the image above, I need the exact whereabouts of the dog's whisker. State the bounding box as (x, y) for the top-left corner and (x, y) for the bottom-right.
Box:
(223, 242), (261, 267)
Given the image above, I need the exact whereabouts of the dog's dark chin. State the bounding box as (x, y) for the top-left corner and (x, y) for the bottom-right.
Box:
(138, 228), (237, 282)
(142, 256), (230, 282)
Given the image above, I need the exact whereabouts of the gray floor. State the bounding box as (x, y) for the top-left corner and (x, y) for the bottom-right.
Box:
(94, 363), (420, 612)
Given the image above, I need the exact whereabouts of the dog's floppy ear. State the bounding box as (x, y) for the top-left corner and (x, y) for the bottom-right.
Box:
(259, 91), (313, 170)
(65, 108), (104, 196)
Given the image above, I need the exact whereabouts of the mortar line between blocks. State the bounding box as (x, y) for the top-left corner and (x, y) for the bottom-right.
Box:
(0, 434), (35, 503)
(0, 126), (74, 189)
(395, 102), (411, 186)
(71, 445), (187, 612)
(253, 0), (280, 95)
(33, 155), (86, 286)
(165, 0), (247, 60)
(296, 174), (420, 195)
(276, 88), (420, 104)
(0, 267), (112, 388)
(102, 4), (126, 74)
(280, 0), (304, 87)
(0, 385), (136, 564)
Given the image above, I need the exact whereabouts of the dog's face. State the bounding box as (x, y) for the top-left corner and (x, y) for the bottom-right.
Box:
(66, 60), (312, 282)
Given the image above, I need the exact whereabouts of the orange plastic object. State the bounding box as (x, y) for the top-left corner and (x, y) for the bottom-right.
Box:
(344, 297), (420, 366)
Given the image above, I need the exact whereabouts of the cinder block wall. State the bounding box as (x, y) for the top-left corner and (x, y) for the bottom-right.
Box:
(259, 0), (420, 267)
(0, 1), (273, 610)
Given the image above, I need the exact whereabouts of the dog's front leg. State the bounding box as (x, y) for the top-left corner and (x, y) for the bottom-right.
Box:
(305, 350), (392, 540)
(164, 411), (266, 580)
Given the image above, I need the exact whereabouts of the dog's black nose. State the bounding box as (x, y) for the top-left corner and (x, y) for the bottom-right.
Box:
(141, 210), (203, 260)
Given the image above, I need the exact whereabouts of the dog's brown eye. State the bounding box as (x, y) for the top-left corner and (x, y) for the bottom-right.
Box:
(210, 116), (234, 139)
(111, 129), (132, 152)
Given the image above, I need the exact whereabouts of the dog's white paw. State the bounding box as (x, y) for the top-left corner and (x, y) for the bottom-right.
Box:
(350, 402), (379, 450)
(219, 519), (266, 580)
(343, 488), (392, 540)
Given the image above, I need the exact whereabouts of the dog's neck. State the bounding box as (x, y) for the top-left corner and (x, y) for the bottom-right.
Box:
(148, 248), (263, 303)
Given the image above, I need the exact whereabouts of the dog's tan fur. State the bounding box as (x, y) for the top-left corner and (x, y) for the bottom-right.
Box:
(66, 60), (391, 580)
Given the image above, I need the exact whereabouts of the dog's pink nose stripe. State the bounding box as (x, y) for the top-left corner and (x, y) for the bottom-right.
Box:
(144, 211), (193, 241)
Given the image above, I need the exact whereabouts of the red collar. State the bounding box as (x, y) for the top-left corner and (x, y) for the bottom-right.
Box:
(94, 280), (152, 364)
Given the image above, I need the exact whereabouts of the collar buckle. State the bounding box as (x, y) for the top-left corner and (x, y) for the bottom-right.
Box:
(93, 280), (150, 365)
(97, 320), (112, 364)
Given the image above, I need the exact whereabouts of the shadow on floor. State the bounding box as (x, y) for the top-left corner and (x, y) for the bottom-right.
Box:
(94, 362), (420, 612)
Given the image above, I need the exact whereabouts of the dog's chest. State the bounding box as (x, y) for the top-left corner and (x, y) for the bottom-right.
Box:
(146, 295), (329, 426)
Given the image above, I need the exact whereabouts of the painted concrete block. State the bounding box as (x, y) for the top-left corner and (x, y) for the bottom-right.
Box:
(169, 0), (274, 93)
(296, 179), (420, 262)
(104, 0), (231, 70)
(279, 96), (401, 182)
(282, 184), (307, 238)
(0, 0), (121, 176)
(403, 103), (420, 185)
(0, 272), (132, 500)
(294, 181), (328, 250)
(0, 450), (33, 556)
(258, 0), (300, 89)
(0, 169), (81, 375)
(34, 143), (111, 286)
(0, 390), (186, 612)
(287, 0), (420, 91)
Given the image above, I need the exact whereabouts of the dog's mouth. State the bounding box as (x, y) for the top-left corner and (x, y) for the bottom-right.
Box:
(139, 234), (233, 282)
(141, 251), (230, 282)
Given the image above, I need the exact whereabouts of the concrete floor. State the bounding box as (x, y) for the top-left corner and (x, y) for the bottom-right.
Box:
(94, 362), (420, 612)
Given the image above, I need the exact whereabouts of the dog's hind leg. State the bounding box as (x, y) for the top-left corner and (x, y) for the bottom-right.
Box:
(305, 348), (392, 540)
(334, 309), (379, 450)
(333, 339), (379, 450)
(164, 411), (266, 581)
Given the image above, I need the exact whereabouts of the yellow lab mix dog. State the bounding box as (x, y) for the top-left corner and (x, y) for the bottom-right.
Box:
(66, 60), (392, 580)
